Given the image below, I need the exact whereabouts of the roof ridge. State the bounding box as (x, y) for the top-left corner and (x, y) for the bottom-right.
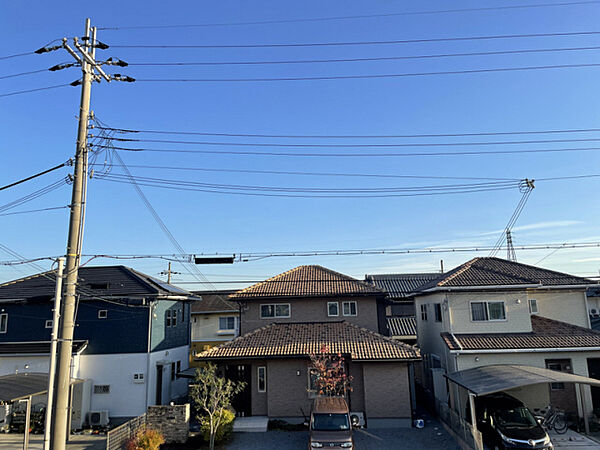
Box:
(0, 270), (55, 289)
(437, 257), (480, 287)
(230, 265), (305, 298)
(312, 265), (384, 292)
(485, 257), (594, 284)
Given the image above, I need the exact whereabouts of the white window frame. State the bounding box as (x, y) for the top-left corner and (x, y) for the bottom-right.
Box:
(529, 298), (539, 314)
(218, 316), (236, 332)
(327, 302), (339, 317)
(0, 313), (7, 333)
(166, 310), (172, 327)
(257, 366), (266, 393)
(420, 304), (428, 321)
(45, 320), (53, 329)
(342, 301), (357, 317)
(260, 303), (291, 319)
(470, 301), (506, 322)
(97, 310), (107, 319)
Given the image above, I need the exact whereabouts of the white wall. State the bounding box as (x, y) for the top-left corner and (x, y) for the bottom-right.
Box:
(147, 345), (189, 408)
(533, 290), (589, 328)
(0, 354), (81, 378)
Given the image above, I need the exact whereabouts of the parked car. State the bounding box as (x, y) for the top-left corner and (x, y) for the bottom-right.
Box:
(308, 397), (359, 449)
(469, 393), (553, 450)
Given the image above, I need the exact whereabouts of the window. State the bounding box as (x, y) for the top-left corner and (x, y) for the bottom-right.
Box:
(166, 310), (172, 327)
(172, 310), (178, 327)
(260, 304), (290, 319)
(434, 303), (442, 322)
(219, 316), (236, 330)
(93, 385), (110, 394)
(327, 302), (339, 317)
(529, 299), (538, 314)
(420, 304), (428, 321)
(546, 359), (571, 390)
(0, 314), (6, 333)
(342, 301), (357, 316)
(171, 362), (176, 381)
(308, 368), (320, 397)
(97, 310), (107, 319)
(470, 301), (506, 321)
(257, 366), (266, 393)
(176, 360), (181, 373)
(45, 320), (53, 329)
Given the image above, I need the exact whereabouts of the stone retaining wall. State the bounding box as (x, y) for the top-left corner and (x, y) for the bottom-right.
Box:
(146, 404), (190, 444)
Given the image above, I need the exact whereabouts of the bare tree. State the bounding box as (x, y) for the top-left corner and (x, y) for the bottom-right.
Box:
(190, 363), (246, 450)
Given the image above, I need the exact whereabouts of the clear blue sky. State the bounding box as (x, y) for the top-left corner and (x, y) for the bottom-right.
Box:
(1, 1), (600, 289)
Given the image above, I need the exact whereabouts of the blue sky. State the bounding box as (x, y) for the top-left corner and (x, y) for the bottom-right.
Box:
(1, 1), (600, 289)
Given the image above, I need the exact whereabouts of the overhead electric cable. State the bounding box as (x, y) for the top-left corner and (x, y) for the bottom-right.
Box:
(111, 30), (600, 48)
(0, 68), (52, 80)
(0, 51), (35, 61)
(0, 206), (69, 217)
(124, 45), (600, 67)
(0, 161), (71, 192)
(0, 83), (71, 98)
(0, 179), (68, 213)
(98, 1), (600, 29)
(95, 125), (600, 139)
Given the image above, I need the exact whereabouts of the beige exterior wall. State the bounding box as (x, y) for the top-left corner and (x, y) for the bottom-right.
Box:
(241, 296), (380, 334)
(455, 350), (600, 416)
(531, 290), (589, 328)
(362, 363), (411, 419)
(415, 293), (450, 370)
(191, 312), (238, 342)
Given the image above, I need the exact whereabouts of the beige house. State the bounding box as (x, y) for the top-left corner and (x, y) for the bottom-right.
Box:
(413, 257), (600, 419)
(190, 292), (239, 365)
(196, 265), (420, 427)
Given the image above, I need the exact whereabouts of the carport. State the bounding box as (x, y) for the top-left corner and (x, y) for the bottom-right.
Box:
(0, 372), (83, 450)
(445, 364), (600, 438)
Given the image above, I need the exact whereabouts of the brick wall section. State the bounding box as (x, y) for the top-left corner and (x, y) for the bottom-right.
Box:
(242, 296), (380, 334)
(362, 363), (411, 419)
(266, 359), (313, 417)
(146, 404), (190, 443)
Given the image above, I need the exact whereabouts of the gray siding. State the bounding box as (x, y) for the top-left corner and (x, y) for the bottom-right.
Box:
(363, 363), (411, 419)
(151, 300), (190, 352)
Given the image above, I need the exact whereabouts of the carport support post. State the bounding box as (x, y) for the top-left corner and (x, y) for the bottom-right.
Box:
(22, 396), (31, 450)
(579, 383), (590, 434)
(468, 393), (477, 432)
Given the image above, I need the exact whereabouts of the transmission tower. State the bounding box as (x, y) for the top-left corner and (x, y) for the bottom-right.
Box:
(506, 230), (517, 262)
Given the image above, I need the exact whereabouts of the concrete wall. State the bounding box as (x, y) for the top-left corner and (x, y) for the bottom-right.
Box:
(241, 296), (380, 333)
(362, 363), (411, 420)
(533, 290), (589, 328)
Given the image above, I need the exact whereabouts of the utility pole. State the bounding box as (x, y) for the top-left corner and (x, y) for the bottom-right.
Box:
(160, 262), (180, 284)
(49, 18), (124, 449)
(44, 257), (64, 450)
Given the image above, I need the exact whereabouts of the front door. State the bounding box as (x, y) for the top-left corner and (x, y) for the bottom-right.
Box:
(587, 358), (600, 410)
(225, 364), (252, 416)
(156, 364), (163, 405)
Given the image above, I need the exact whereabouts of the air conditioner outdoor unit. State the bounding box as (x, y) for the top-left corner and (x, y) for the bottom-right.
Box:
(590, 308), (599, 318)
(88, 410), (109, 427)
(350, 411), (365, 428)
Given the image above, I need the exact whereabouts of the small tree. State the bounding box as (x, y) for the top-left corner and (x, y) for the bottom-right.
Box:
(309, 344), (353, 397)
(190, 363), (246, 450)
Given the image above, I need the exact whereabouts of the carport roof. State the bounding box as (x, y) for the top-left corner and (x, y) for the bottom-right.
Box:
(0, 372), (83, 402)
(446, 364), (600, 396)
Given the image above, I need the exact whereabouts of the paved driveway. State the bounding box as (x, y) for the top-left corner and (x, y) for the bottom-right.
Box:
(0, 434), (106, 450)
(227, 420), (460, 449)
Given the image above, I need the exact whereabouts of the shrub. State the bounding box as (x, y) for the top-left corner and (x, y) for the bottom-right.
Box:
(200, 408), (235, 444)
(125, 427), (165, 450)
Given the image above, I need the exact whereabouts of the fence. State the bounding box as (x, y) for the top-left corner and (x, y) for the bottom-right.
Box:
(105, 414), (146, 450)
(438, 400), (483, 450)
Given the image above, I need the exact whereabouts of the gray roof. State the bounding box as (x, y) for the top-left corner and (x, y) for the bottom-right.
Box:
(0, 341), (88, 355)
(0, 373), (83, 402)
(446, 365), (600, 396)
(418, 257), (596, 292)
(0, 266), (199, 303)
(191, 294), (238, 313)
(588, 286), (600, 298)
(387, 316), (417, 337)
(365, 273), (441, 298)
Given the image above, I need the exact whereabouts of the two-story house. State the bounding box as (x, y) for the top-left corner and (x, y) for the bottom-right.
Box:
(0, 265), (197, 419)
(189, 291), (239, 365)
(196, 265), (420, 428)
(413, 257), (600, 418)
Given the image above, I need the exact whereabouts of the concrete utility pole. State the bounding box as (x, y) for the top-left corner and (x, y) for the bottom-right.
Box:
(160, 262), (181, 284)
(50, 18), (112, 450)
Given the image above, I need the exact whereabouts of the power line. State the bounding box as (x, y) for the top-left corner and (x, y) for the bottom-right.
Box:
(0, 83), (71, 98)
(98, 143), (600, 157)
(0, 161), (71, 192)
(0, 51), (35, 61)
(124, 45), (600, 67)
(98, 1), (600, 30)
(132, 63), (600, 83)
(95, 125), (600, 139)
(90, 163), (518, 181)
(0, 179), (68, 213)
(103, 135), (600, 148)
(111, 30), (600, 49)
(0, 68), (52, 80)
(0, 206), (69, 217)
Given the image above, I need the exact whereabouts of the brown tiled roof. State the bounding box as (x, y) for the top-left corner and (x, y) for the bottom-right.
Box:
(230, 265), (383, 300)
(419, 257), (594, 291)
(441, 316), (600, 351)
(196, 321), (420, 361)
(387, 316), (417, 337)
(191, 295), (238, 313)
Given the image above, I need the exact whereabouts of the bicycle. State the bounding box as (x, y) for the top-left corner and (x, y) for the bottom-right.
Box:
(535, 405), (568, 434)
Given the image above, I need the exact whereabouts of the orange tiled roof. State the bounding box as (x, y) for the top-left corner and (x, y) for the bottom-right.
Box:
(196, 321), (420, 361)
(441, 316), (600, 351)
(230, 265), (383, 299)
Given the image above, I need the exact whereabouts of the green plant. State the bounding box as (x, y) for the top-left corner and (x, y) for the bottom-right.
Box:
(125, 427), (165, 450)
(201, 408), (235, 443)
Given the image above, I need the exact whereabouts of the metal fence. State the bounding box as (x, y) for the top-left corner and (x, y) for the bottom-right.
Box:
(438, 401), (483, 450)
(105, 414), (146, 450)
